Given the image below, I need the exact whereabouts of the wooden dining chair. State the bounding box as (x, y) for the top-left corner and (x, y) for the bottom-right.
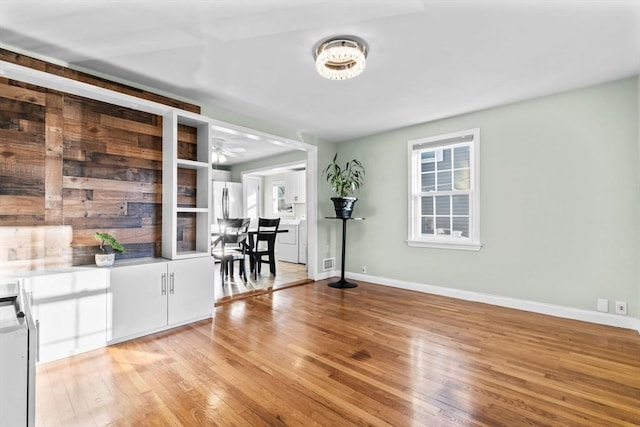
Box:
(211, 218), (250, 285)
(246, 217), (280, 279)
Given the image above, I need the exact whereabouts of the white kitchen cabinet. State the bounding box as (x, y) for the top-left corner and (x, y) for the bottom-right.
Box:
(25, 268), (108, 363)
(277, 221), (299, 263)
(166, 257), (215, 325)
(298, 219), (307, 264)
(284, 170), (306, 204)
(108, 257), (215, 343)
(107, 261), (168, 342)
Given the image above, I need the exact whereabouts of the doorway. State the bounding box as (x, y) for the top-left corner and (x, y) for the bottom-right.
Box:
(213, 160), (311, 303)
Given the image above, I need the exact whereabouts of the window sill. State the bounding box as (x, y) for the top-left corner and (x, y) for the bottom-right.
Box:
(406, 239), (483, 251)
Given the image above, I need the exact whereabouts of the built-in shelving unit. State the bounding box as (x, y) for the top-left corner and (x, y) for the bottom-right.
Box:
(2, 58), (317, 280)
(162, 111), (212, 259)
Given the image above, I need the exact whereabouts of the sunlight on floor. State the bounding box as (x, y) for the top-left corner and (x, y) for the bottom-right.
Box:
(213, 259), (309, 304)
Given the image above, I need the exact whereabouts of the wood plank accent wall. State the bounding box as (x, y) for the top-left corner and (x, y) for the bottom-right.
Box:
(0, 49), (201, 272)
(0, 49), (200, 113)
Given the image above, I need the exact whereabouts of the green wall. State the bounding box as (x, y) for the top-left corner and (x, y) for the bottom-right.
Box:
(336, 77), (639, 318)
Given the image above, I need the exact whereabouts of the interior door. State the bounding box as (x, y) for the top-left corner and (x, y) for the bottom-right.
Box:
(244, 176), (261, 221)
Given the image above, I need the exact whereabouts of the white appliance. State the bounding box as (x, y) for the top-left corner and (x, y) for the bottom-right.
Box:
(298, 219), (307, 265)
(212, 181), (243, 231)
(277, 219), (308, 265)
(277, 220), (299, 263)
(0, 281), (36, 427)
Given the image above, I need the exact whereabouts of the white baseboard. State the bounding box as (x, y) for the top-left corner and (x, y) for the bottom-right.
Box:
(346, 272), (640, 333)
(314, 269), (337, 281)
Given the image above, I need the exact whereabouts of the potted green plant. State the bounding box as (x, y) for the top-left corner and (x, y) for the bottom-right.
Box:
(94, 232), (126, 267)
(322, 153), (365, 218)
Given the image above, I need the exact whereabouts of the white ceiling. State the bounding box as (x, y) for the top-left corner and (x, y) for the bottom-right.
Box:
(1, 0), (639, 152)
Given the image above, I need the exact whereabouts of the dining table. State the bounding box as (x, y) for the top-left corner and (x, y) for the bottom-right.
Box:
(211, 228), (289, 280)
(211, 228), (288, 248)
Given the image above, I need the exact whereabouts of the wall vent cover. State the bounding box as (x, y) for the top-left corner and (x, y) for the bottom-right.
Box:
(323, 258), (335, 271)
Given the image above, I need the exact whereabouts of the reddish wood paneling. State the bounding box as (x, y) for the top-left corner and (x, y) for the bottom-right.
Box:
(0, 50), (202, 272)
(0, 91), (46, 204)
(45, 91), (64, 225)
(61, 94), (164, 265)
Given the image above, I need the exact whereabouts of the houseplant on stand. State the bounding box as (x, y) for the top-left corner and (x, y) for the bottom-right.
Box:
(322, 153), (365, 218)
(94, 232), (126, 267)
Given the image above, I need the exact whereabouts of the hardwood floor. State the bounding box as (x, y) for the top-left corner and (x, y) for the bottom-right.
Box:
(213, 260), (310, 305)
(36, 280), (640, 426)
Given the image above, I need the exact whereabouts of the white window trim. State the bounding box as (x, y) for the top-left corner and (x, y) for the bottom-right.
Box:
(272, 180), (294, 217)
(406, 128), (482, 251)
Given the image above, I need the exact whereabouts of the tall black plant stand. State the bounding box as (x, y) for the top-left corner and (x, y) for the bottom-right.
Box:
(326, 217), (364, 289)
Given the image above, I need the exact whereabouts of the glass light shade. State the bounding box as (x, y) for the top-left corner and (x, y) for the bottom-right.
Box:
(212, 152), (227, 164)
(314, 38), (368, 80)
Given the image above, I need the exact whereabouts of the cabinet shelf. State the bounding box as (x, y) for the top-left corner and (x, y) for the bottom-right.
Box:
(171, 251), (211, 259)
(176, 207), (208, 213)
(176, 159), (209, 169)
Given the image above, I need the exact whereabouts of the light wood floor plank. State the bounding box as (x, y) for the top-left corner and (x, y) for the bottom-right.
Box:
(36, 280), (640, 426)
(214, 261), (310, 305)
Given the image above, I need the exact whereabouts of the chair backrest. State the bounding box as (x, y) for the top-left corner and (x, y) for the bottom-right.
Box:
(217, 218), (250, 251)
(255, 217), (280, 251)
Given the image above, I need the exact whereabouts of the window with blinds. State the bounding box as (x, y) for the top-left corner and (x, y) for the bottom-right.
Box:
(407, 128), (482, 251)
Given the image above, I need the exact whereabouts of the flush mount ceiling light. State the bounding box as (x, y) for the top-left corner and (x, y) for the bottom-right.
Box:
(314, 36), (368, 80)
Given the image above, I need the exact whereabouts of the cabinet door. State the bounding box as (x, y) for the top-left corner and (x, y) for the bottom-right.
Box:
(108, 262), (168, 342)
(284, 171), (306, 204)
(28, 269), (107, 363)
(167, 257), (215, 325)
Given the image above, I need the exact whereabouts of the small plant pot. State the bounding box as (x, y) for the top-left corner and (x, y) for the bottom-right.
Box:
(331, 197), (357, 219)
(95, 253), (115, 267)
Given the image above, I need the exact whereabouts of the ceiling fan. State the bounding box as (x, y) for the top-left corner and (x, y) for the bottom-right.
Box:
(211, 137), (246, 165)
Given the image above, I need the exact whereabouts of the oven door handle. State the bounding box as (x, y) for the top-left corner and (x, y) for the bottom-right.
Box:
(15, 288), (27, 318)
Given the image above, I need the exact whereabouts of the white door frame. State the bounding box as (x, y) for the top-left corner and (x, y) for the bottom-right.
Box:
(243, 175), (262, 220)
(240, 148), (318, 280)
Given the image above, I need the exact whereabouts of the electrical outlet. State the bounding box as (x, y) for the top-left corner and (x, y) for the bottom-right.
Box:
(597, 298), (608, 313)
(361, 265), (367, 274)
(615, 301), (627, 315)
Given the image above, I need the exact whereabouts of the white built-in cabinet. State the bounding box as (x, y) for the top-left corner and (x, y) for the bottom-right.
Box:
(162, 111), (212, 260)
(20, 257), (214, 362)
(24, 269), (108, 363)
(107, 257), (215, 343)
(284, 170), (306, 204)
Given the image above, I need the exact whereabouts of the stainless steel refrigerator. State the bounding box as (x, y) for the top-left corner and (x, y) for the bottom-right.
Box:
(212, 181), (243, 231)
